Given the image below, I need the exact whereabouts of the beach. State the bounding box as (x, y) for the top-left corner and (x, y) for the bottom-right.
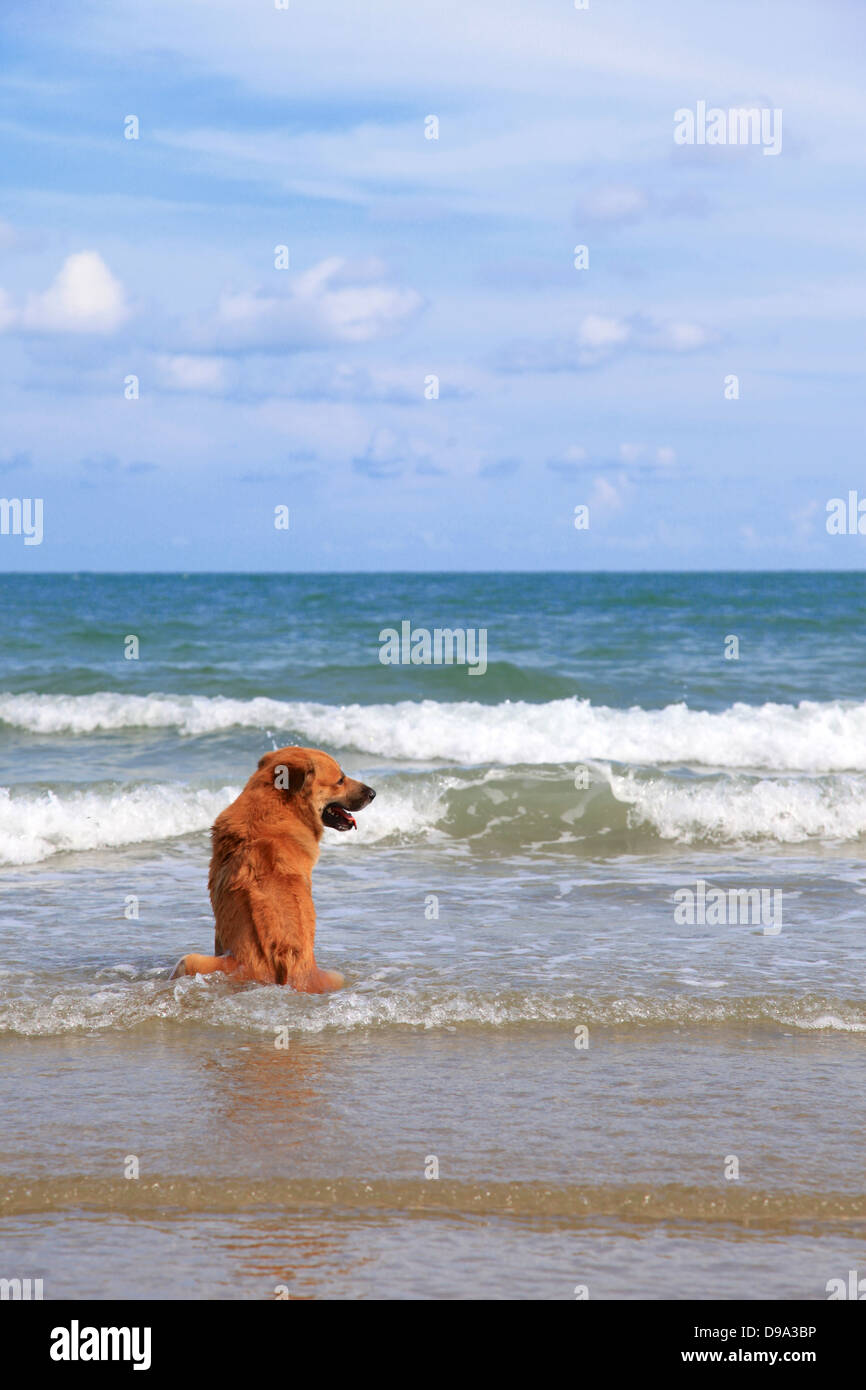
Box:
(1, 570), (865, 1299)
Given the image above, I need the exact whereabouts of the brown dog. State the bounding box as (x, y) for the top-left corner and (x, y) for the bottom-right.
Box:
(171, 747), (375, 992)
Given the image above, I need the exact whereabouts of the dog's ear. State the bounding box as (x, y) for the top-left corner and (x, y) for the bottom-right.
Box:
(257, 747), (314, 794)
(287, 763), (311, 794)
(272, 760), (313, 794)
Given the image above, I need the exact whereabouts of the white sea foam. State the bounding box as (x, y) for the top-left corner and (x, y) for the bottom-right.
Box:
(0, 783), (238, 866)
(1, 976), (864, 1037)
(607, 769), (866, 845)
(0, 774), (449, 866)
(2, 764), (866, 866)
(2, 691), (866, 771)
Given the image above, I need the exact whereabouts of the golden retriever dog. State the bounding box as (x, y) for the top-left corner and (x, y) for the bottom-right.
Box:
(171, 746), (375, 992)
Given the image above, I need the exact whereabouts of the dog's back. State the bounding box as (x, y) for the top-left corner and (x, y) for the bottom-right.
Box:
(209, 799), (314, 984)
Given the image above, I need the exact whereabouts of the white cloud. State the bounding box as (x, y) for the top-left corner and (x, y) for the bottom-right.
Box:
(649, 320), (713, 352)
(0, 288), (17, 332)
(558, 445), (588, 464)
(590, 475), (627, 510)
(0, 252), (129, 334)
(73, 0), (863, 127)
(155, 354), (232, 393)
(579, 315), (632, 351)
(353, 426), (437, 479)
(578, 184), (649, 223)
(618, 444), (679, 475)
(186, 257), (422, 352)
(0, 219), (21, 250)
(548, 444), (678, 479)
(152, 111), (649, 224)
(502, 311), (713, 372)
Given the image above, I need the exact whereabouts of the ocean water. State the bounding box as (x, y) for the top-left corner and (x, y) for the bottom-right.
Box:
(1, 571), (865, 1300)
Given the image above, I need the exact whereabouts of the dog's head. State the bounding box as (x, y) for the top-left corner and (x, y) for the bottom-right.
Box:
(254, 746), (376, 833)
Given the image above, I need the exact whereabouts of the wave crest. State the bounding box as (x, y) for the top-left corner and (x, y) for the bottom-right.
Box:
(3, 762), (866, 866)
(3, 691), (866, 771)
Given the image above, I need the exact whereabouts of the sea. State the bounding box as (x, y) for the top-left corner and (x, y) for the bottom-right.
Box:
(1, 571), (864, 1299)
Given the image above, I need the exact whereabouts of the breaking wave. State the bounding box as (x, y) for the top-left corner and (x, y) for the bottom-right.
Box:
(3, 691), (866, 772)
(2, 762), (866, 866)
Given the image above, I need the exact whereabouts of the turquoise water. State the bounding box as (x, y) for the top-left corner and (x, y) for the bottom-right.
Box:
(1, 571), (864, 705)
(1, 571), (865, 1298)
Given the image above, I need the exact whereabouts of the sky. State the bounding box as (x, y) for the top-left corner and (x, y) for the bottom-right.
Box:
(0, 0), (865, 571)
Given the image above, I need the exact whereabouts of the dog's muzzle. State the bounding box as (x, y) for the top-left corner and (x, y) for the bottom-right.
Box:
(321, 785), (375, 831)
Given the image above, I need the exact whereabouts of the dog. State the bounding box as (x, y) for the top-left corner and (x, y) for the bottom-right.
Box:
(171, 746), (375, 992)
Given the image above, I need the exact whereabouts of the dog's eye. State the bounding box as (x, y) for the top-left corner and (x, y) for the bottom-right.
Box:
(337, 776), (345, 785)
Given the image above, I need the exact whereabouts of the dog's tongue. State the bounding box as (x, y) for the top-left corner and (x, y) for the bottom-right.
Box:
(337, 807), (356, 829)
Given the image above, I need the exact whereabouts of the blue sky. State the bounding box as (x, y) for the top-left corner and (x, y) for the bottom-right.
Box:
(1, 0), (864, 571)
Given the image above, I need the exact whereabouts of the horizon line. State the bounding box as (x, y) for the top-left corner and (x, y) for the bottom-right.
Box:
(0, 567), (864, 578)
